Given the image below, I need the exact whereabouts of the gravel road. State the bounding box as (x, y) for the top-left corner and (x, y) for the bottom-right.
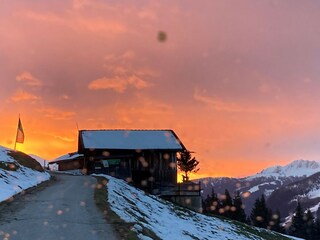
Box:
(0, 173), (119, 240)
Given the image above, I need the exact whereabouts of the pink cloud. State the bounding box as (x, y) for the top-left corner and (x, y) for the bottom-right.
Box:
(16, 71), (42, 87)
(104, 51), (136, 66)
(72, 0), (90, 9)
(193, 88), (266, 113)
(88, 75), (151, 93)
(88, 76), (127, 92)
(60, 94), (70, 100)
(137, 9), (158, 21)
(16, 9), (127, 35)
(72, 18), (127, 34)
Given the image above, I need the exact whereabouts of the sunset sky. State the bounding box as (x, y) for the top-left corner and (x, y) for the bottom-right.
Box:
(1, 0), (320, 178)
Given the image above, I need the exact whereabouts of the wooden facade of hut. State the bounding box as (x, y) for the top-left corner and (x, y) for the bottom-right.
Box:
(49, 152), (84, 171)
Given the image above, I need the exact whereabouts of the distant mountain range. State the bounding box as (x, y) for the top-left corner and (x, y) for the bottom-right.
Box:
(267, 171), (320, 220)
(196, 160), (320, 220)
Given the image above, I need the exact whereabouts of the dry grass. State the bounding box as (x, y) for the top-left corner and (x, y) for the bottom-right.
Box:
(8, 150), (44, 172)
(0, 161), (20, 171)
(94, 176), (140, 240)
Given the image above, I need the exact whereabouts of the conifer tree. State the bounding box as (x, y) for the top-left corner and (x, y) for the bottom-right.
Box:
(177, 150), (199, 182)
(246, 216), (252, 225)
(289, 201), (306, 238)
(261, 195), (271, 228)
(209, 188), (220, 215)
(250, 197), (261, 226)
(202, 194), (211, 213)
(232, 191), (247, 223)
(304, 209), (315, 240)
(250, 194), (270, 229)
(220, 189), (233, 218)
(269, 210), (284, 233)
(202, 188), (220, 215)
(314, 218), (320, 240)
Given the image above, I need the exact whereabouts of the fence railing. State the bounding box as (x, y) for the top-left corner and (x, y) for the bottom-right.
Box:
(156, 181), (201, 197)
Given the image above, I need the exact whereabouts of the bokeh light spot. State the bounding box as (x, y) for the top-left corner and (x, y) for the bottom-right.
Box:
(242, 191), (251, 198)
(57, 210), (63, 215)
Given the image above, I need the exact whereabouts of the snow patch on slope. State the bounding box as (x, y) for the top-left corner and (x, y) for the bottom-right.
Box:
(0, 146), (15, 163)
(308, 188), (320, 199)
(309, 203), (320, 214)
(247, 182), (277, 194)
(0, 146), (50, 202)
(102, 175), (299, 240)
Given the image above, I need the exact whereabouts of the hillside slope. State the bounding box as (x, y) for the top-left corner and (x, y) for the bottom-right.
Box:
(0, 146), (50, 202)
(102, 175), (300, 240)
(267, 172), (320, 219)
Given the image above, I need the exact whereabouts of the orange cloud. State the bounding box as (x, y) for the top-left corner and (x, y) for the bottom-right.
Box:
(128, 76), (151, 89)
(105, 50), (136, 62)
(88, 77), (126, 92)
(54, 135), (75, 143)
(38, 107), (75, 120)
(98, 51), (157, 93)
(102, 51), (158, 86)
(11, 89), (41, 102)
(88, 75), (151, 93)
(16, 71), (42, 87)
(114, 95), (173, 125)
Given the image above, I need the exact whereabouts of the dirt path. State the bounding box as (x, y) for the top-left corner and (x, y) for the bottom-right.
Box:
(0, 173), (119, 240)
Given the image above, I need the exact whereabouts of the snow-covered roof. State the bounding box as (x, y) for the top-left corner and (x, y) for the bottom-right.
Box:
(50, 152), (84, 164)
(79, 129), (185, 150)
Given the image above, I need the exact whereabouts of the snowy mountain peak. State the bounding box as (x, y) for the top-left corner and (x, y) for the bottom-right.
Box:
(252, 159), (320, 179)
(286, 159), (320, 169)
(260, 165), (282, 174)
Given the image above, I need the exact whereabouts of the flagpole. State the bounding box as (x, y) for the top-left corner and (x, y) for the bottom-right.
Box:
(14, 114), (20, 151)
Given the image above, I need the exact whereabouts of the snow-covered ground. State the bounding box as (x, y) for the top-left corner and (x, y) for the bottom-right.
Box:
(0, 146), (50, 202)
(29, 154), (48, 167)
(102, 175), (299, 240)
(308, 187), (320, 199)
